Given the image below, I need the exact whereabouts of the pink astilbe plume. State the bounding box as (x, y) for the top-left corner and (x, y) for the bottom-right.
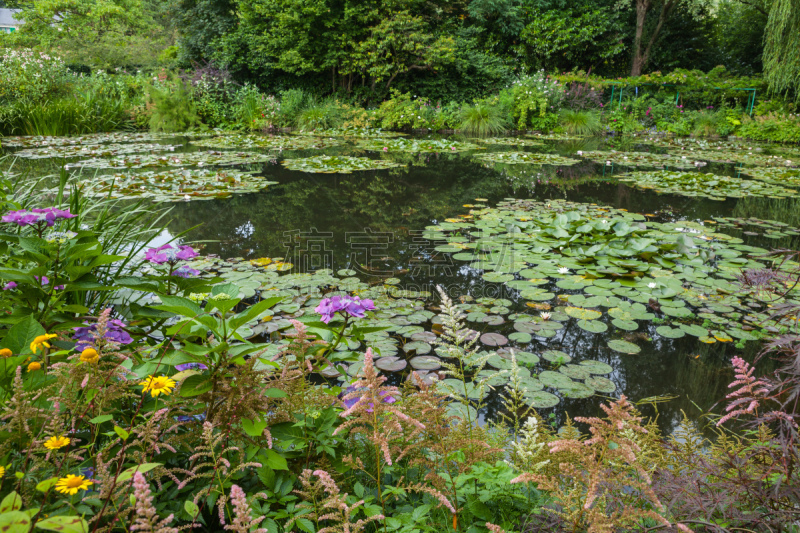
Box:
(288, 469), (384, 533)
(130, 472), (179, 533)
(717, 356), (770, 426)
(224, 485), (267, 533)
(335, 348), (424, 466)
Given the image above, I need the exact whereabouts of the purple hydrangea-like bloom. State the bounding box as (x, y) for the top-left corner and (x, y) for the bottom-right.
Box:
(73, 318), (133, 351)
(315, 295), (375, 324)
(3, 282), (16, 290)
(173, 266), (200, 278)
(2, 207), (75, 227)
(175, 362), (208, 371)
(340, 386), (396, 412)
(144, 244), (199, 265)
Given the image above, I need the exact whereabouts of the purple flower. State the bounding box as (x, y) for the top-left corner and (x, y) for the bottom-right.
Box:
(2, 207), (75, 227)
(3, 282), (17, 290)
(145, 244), (199, 265)
(340, 386), (396, 412)
(73, 318), (133, 351)
(35, 275), (48, 285)
(175, 362), (208, 371)
(173, 266), (200, 278)
(315, 295), (375, 324)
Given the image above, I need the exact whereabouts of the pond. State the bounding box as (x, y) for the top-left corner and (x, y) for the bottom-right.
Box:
(4, 131), (800, 436)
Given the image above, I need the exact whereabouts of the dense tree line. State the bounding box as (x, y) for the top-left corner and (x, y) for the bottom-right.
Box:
(0, 0), (796, 101)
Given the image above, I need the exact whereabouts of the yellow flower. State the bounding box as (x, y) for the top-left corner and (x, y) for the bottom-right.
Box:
(30, 334), (57, 354)
(0, 465), (5, 478)
(44, 435), (70, 450)
(55, 474), (93, 495)
(141, 375), (176, 397)
(0, 348), (11, 358)
(27, 362), (42, 372)
(80, 348), (99, 364)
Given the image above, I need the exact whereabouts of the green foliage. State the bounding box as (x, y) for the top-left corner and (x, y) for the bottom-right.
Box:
(738, 113), (800, 143)
(458, 100), (507, 136)
(763, 0), (800, 102)
(146, 76), (201, 132)
(7, 0), (172, 69)
(558, 109), (601, 136)
(376, 90), (436, 130)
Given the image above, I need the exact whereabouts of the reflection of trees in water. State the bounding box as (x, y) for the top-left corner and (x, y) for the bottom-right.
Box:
(732, 196), (800, 228)
(166, 156), (511, 263)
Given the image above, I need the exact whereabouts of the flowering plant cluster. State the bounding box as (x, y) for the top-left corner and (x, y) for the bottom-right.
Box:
(314, 295), (375, 324)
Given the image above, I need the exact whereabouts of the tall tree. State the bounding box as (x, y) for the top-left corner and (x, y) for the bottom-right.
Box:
(763, 0), (800, 101)
(623, 0), (709, 76)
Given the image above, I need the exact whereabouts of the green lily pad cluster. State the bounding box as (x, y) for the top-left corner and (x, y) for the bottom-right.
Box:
(478, 137), (545, 147)
(740, 167), (800, 187)
(619, 170), (797, 200)
(421, 198), (800, 348)
(12, 143), (182, 160)
(71, 151), (275, 170)
(281, 155), (405, 173)
(192, 134), (342, 151)
(711, 216), (800, 239)
(69, 169), (278, 202)
(1, 132), (176, 147)
(297, 128), (406, 138)
(356, 137), (482, 153)
(474, 151), (581, 165)
(576, 150), (697, 169)
(668, 149), (797, 167)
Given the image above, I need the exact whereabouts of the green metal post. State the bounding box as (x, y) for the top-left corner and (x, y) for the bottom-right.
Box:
(609, 86), (615, 108)
(675, 91), (680, 105)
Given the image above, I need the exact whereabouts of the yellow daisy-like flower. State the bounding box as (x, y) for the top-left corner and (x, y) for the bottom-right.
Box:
(27, 361), (42, 372)
(55, 474), (93, 495)
(30, 334), (57, 354)
(80, 348), (99, 364)
(140, 375), (176, 397)
(44, 435), (71, 450)
(0, 348), (12, 358)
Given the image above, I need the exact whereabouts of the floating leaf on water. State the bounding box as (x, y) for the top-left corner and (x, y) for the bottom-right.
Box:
(559, 364), (593, 380)
(578, 360), (614, 374)
(607, 339), (641, 354)
(620, 171), (796, 200)
(508, 331), (532, 343)
(73, 151), (276, 169)
(409, 356), (442, 370)
(565, 307), (602, 320)
(541, 350), (572, 364)
(282, 155), (405, 173)
(192, 134), (342, 151)
(586, 376), (617, 393)
(475, 151), (581, 166)
(612, 318), (639, 331)
(374, 356), (407, 372)
(523, 390), (560, 408)
(478, 137), (545, 146)
(539, 370), (575, 389)
(578, 319), (608, 333)
(480, 332), (508, 346)
(560, 382), (595, 398)
(656, 326), (686, 339)
(13, 143), (182, 159)
(357, 137), (482, 153)
(64, 169), (278, 202)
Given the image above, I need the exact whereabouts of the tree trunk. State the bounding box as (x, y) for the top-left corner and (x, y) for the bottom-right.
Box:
(631, 0), (651, 76)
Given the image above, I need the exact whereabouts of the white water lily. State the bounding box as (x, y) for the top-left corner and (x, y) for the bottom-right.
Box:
(558, 267), (569, 274)
(648, 282), (657, 289)
(540, 312), (551, 320)
(183, 194), (191, 201)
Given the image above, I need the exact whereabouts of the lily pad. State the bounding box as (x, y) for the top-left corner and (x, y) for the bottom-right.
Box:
(374, 356), (407, 372)
(481, 333), (508, 346)
(475, 151), (581, 165)
(409, 356), (442, 370)
(523, 390), (561, 408)
(607, 339), (641, 354)
(282, 155), (405, 173)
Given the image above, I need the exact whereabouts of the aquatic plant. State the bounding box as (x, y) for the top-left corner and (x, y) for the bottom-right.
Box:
(458, 102), (507, 136)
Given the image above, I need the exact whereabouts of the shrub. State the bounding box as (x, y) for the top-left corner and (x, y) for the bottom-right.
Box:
(376, 90), (435, 130)
(278, 88), (311, 127)
(146, 75), (202, 132)
(558, 109), (602, 135)
(458, 101), (507, 136)
(561, 82), (603, 111)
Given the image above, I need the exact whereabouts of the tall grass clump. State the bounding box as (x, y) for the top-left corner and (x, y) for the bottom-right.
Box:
(693, 111), (720, 136)
(458, 101), (506, 136)
(147, 75), (201, 132)
(558, 109), (602, 136)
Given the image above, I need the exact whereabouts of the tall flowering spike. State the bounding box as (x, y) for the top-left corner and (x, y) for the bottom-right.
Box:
(717, 356), (770, 426)
(224, 485), (267, 533)
(130, 472), (179, 533)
